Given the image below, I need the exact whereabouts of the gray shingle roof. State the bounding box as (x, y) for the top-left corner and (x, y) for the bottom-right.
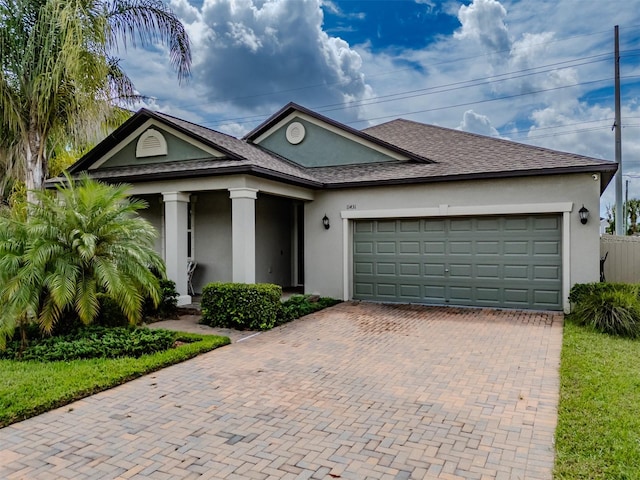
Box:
(308, 119), (617, 187)
(57, 106), (617, 191)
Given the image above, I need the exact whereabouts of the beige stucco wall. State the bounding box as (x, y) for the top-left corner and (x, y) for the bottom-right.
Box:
(192, 191), (232, 292)
(304, 172), (603, 308)
(137, 194), (164, 256)
(256, 194), (293, 286)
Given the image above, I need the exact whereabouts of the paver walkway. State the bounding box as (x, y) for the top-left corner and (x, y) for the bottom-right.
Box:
(0, 302), (563, 480)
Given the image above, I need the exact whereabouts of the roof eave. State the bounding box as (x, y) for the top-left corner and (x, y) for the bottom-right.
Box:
(320, 163), (619, 192)
(49, 164), (323, 190)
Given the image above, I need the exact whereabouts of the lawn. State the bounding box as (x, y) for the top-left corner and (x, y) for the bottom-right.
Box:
(555, 320), (640, 479)
(0, 332), (229, 428)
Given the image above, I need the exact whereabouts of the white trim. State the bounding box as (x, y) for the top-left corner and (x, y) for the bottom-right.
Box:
(128, 174), (314, 201)
(162, 191), (190, 203)
(563, 212), (571, 313)
(89, 119), (225, 170)
(341, 201), (574, 309)
(228, 187), (258, 200)
(253, 112), (410, 160)
(340, 202), (574, 220)
(343, 218), (349, 301)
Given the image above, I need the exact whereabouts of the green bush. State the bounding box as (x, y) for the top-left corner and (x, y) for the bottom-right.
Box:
(278, 295), (341, 325)
(200, 283), (282, 330)
(569, 283), (640, 338)
(0, 326), (177, 361)
(95, 294), (131, 327)
(568, 282), (638, 305)
(143, 279), (179, 319)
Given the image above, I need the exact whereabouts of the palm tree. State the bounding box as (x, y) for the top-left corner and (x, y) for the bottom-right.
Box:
(0, 0), (191, 204)
(0, 174), (165, 348)
(627, 199), (640, 235)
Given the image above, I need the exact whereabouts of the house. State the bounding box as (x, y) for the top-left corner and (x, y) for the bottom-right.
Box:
(57, 103), (617, 312)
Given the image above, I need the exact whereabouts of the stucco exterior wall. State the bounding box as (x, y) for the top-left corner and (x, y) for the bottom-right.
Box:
(137, 194), (164, 257)
(255, 194), (293, 286)
(304, 172), (602, 308)
(192, 191), (232, 292)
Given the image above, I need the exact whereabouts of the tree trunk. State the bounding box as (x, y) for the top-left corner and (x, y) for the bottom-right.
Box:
(25, 129), (44, 205)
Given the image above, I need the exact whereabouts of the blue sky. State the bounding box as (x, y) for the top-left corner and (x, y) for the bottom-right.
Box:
(120, 0), (640, 212)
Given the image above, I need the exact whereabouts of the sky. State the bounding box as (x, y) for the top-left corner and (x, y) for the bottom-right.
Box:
(118, 0), (640, 214)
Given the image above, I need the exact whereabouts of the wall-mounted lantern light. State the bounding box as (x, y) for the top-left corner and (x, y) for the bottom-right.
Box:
(322, 214), (330, 230)
(579, 205), (589, 225)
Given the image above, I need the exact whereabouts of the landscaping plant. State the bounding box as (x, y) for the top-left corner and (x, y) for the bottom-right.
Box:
(568, 282), (640, 338)
(0, 174), (166, 348)
(201, 282), (282, 330)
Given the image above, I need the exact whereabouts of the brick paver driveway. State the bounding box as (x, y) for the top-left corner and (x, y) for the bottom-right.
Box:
(0, 302), (563, 480)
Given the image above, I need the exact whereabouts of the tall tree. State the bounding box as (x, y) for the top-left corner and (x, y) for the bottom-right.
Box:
(0, 0), (191, 204)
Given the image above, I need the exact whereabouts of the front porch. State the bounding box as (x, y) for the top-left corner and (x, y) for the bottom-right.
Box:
(134, 177), (311, 305)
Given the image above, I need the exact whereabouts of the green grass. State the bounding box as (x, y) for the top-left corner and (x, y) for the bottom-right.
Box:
(555, 320), (640, 479)
(0, 332), (229, 428)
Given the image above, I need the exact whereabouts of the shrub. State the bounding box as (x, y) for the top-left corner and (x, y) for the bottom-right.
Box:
(278, 295), (341, 325)
(570, 285), (640, 338)
(95, 294), (131, 328)
(200, 283), (282, 330)
(568, 282), (638, 305)
(0, 326), (177, 361)
(143, 279), (179, 320)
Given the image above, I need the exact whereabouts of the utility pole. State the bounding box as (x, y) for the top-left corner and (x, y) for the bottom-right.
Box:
(615, 25), (624, 235)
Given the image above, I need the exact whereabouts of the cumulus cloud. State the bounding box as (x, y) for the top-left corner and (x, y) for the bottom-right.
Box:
(177, 0), (373, 119)
(455, 0), (511, 54)
(457, 110), (502, 137)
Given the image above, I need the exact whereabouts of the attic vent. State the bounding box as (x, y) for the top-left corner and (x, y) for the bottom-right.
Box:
(286, 122), (306, 145)
(136, 129), (168, 158)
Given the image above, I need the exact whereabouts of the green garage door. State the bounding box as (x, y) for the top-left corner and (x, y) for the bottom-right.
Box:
(353, 215), (562, 310)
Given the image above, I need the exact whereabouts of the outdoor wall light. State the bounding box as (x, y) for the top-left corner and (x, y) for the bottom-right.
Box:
(579, 205), (589, 225)
(322, 214), (330, 230)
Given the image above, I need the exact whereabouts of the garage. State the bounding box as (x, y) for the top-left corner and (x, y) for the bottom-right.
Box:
(353, 215), (563, 310)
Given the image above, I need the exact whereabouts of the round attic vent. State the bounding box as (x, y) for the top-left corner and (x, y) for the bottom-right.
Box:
(285, 122), (306, 145)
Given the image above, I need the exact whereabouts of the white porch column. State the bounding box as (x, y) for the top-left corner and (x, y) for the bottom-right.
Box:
(229, 188), (258, 283)
(163, 192), (191, 305)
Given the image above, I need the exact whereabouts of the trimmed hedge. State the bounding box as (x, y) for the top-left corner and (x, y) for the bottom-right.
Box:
(277, 294), (341, 325)
(200, 283), (282, 330)
(0, 326), (177, 361)
(569, 282), (640, 338)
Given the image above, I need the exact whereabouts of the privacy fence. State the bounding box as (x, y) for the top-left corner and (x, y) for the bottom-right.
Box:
(600, 234), (640, 283)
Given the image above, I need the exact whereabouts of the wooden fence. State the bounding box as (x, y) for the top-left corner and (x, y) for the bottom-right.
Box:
(600, 234), (640, 283)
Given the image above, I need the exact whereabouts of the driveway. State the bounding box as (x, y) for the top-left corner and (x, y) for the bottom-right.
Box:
(0, 302), (563, 480)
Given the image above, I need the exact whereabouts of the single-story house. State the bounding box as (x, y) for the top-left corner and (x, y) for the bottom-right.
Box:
(56, 103), (617, 312)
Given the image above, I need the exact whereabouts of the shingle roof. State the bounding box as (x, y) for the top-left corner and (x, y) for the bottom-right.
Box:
(57, 106), (617, 192)
(309, 119), (617, 189)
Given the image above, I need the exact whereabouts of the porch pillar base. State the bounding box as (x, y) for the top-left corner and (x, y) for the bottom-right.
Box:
(177, 294), (192, 306)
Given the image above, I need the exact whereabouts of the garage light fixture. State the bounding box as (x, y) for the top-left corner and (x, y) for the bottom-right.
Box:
(579, 205), (589, 225)
(322, 214), (330, 230)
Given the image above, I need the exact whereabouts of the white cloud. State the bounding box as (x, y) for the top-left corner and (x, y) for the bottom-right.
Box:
(455, 0), (511, 54)
(189, 0), (372, 119)
(458, 110), (502, 137)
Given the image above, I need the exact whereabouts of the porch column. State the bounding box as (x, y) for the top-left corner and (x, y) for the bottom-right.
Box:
(229, 188), (258, 283)
(163, 192), (191, 305)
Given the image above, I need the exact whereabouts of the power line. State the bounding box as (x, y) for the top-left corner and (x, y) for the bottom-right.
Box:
(199, 54), (616, 128)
